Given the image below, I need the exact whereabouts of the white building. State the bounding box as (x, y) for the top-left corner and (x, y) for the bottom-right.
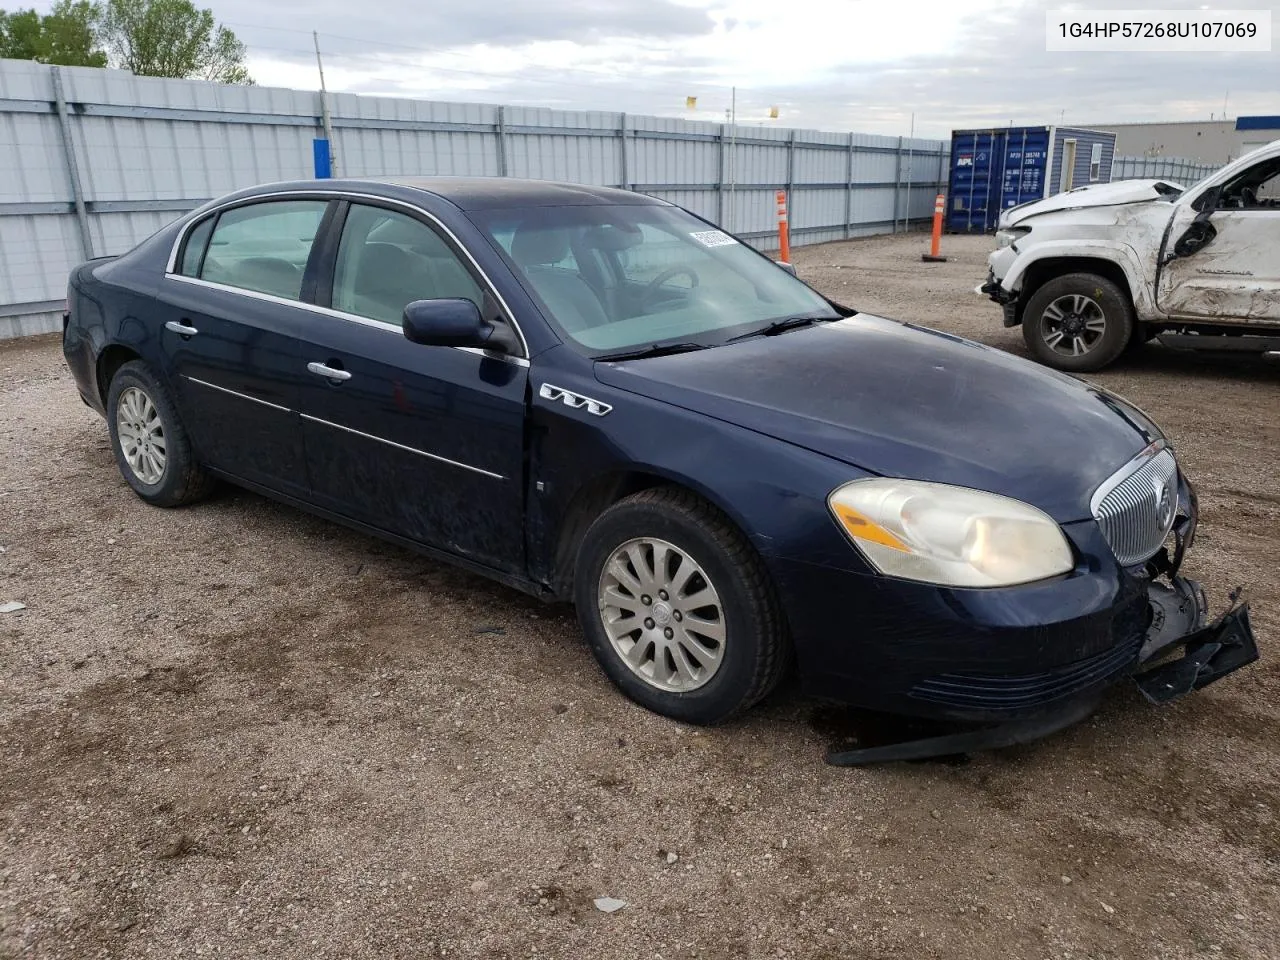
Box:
(1085, 117), (1279, 164)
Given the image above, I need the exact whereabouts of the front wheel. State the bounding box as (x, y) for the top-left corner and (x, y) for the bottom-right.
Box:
(573, 488), (789, 725)
(1022, 273), (1134, 372)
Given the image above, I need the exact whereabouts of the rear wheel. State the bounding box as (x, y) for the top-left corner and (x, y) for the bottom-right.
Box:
(106, 360), (214, 506)
(1022, 272), (1134, 372)
(573, 488), (789, 725)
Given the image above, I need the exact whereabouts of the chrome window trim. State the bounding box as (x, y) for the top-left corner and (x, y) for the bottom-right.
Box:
(164, 274), (530, 369)
(1088, 439), (1169, 517)
(299, 413), (505, 480)
(163, 188), (530, 360)
(183, 375), (291, 413)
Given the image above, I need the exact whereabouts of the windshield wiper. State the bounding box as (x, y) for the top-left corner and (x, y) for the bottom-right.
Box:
(594, 341), (708, 362)
(724, 315), (836, 343)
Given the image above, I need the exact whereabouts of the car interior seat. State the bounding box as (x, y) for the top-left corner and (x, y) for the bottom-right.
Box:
(509, 224), (610, 333)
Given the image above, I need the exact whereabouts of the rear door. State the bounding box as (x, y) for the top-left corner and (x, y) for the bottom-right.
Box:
(161, 198), (333, 497)
(1157, 154), (1280, 324)
(295, 199), (529, 573)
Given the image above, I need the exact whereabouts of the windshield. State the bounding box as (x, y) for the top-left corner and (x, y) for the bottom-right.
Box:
(472, 204), (840, 354)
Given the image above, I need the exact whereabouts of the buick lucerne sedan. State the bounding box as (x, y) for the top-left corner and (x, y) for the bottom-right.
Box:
(62, 178), (1258, 763)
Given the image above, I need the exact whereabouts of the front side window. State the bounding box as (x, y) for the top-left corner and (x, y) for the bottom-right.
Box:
(331, 204), (483, 326)
(1215, 156), (1280, 210)
(199, 200), (328, 301)
(473, 204), (839, 353)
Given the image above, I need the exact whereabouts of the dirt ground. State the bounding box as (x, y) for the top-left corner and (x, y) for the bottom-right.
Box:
(1, 232), (1278, 960)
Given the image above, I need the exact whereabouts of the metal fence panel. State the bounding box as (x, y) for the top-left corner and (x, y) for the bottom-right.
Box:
(1112, 155), (1220, 183)
(0, 59), (948, 338)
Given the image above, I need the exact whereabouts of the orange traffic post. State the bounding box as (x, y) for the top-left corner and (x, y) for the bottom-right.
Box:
(775, 189), (791, 263)
(921, 193), (947, 262)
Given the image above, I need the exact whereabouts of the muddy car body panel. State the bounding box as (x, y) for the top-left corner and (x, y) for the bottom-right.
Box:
(983, 138), (1280, 370)
(63, 177), (1258, 736)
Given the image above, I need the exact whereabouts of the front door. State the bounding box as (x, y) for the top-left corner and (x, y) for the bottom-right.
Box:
(159, 198), (332, 497)
(1157, 154), (1280, 323)
(295, 200), (529, 573)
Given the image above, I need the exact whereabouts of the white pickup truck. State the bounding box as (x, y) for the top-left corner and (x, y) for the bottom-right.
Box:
(981, 138), (1280, 371)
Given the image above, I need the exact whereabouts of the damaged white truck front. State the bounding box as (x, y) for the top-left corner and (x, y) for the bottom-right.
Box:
(981, 138), (1280, 371)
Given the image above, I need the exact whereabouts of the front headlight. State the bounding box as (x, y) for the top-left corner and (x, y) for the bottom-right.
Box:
(995, 226), (1030, 248)
(828, 479), (1074, 587)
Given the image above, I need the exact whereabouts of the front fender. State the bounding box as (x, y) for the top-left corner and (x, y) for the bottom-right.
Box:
(524, 347), (875, 595)
(1002, 240), (1156, 318)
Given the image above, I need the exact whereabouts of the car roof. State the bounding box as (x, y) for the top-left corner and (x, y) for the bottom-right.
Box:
(382, 176), (666, 210)
(236, 177), (667, 212)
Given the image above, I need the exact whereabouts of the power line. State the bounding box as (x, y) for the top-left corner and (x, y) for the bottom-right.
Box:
(243, 41), (684, 95)
(223, 19), (752, 96)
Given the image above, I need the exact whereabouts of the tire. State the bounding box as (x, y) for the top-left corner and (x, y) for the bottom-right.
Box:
(573, 487), (789, 725)
(1021, 272), (1134, 372)
(106, 360), (215, 507)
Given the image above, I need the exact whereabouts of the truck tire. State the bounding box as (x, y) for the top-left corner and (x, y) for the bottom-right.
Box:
(1022, 273), (1134, 372)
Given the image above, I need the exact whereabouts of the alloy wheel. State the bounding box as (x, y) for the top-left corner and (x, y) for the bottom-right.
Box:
(115, 386), (167, 485)
(1041, 294), (1106, 357)
(597, 537), (726, 693)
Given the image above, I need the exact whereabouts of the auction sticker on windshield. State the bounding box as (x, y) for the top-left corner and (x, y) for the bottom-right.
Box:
(690, 230), (739, 247)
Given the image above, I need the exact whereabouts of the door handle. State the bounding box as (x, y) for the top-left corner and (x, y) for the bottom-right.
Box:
(165, 320), (199, 337)
(307, 361), (352, 382)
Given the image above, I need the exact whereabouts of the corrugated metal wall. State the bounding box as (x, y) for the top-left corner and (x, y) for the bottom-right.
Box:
(0, 59), (948, 340)
(1112, 155), (1220, 183)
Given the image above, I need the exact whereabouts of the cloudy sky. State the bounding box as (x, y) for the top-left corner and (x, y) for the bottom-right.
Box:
(34, 0), (1280, 138)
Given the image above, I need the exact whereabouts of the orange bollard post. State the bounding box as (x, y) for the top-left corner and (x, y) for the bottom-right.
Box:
(921, 193), (947, 262)
(776, 189), (791, 263)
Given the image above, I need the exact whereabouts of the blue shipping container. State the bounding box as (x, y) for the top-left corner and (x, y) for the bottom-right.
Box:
(946, 126), (1117, 232)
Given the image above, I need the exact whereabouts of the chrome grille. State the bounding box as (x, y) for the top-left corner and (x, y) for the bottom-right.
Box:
(1091, 445), (1179, 567)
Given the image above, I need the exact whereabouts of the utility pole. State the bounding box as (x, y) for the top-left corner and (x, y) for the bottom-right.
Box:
(314, 31), (338, 177)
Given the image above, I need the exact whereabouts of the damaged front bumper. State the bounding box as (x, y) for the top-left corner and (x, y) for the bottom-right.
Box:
(978, 269), (1021, 326)
(1133, 579), (1257, 705)
(826, 574), (1259, 767)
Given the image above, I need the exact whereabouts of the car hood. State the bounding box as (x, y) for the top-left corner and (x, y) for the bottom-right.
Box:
(593, 316), (1162, 522)
(1001, 179), (1183, 227)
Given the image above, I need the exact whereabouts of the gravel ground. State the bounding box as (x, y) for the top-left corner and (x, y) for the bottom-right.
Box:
(1, 232), (1277, 959)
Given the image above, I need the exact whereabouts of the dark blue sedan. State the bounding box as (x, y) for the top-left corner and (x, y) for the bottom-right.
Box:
(61, 178), (1257, 762)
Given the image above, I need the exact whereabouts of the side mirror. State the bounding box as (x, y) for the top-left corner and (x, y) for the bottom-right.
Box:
(402, 299), (512, 352)
(775, 260), (797, 276)
(1173, 220), (1217, 258)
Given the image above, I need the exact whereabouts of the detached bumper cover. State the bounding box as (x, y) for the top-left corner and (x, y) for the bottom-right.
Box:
(1134, 600), (1257, 705)
(827, 576), (1259, 766)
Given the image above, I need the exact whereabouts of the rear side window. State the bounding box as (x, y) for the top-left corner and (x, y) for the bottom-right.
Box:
(178, 216), (214, 276)
(199, 200), (329, 301)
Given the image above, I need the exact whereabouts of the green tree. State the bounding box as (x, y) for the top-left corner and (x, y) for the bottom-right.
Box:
(0, 8), (44, 60)
(97, 0), (251, 83)
(0, 1), (107, 66)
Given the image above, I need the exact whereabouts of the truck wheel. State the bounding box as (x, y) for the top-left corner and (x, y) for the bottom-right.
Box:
(573, 487), (790, 725)
(1022, 273), (1134, 372)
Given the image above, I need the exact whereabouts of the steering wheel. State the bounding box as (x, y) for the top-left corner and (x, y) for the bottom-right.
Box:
(641, 266), (699, 305)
